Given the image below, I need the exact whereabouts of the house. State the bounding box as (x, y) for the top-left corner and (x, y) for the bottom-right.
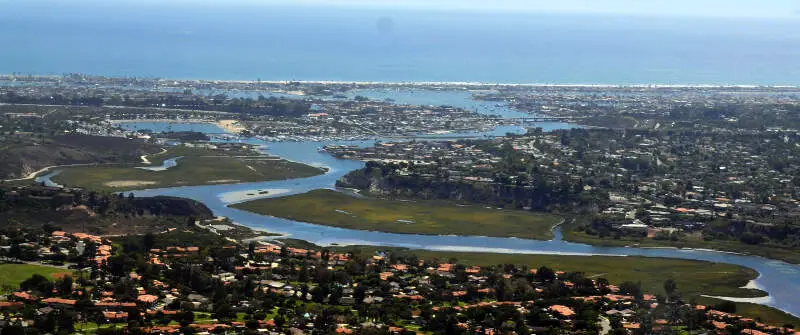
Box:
(102, 311), (129, 321)
(548, 305), (575, 317)
(42, 297), (77, 307)
(137, 294), (159, 305)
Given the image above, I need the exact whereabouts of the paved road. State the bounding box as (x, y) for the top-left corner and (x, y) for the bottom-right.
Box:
(599, 316), (611, 335)
(20, 260), (71, 270)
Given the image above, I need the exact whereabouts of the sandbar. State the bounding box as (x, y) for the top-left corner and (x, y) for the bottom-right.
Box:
(220, 188), (290, 204)
(104, 180), (158, 188)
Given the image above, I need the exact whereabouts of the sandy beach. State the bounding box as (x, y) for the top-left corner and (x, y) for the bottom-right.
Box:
(111, 118), (214, 123)
(701, 294), (772, 304)
(220, 188), (290, 204)
(216, 119), (247, 133)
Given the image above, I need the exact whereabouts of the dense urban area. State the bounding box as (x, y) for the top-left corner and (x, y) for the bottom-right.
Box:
(0, 74), (799, 334)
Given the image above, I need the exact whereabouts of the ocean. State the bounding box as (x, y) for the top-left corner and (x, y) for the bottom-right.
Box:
(2, 1), (800, 85)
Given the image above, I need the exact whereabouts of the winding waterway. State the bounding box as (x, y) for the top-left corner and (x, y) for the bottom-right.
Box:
(43, 89), (800, 317)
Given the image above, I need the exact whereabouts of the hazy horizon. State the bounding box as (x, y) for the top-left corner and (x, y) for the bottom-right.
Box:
(2, 0), (800, 84)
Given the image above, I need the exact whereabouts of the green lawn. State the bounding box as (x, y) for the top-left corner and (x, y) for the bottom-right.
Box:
(52, 147), (325, 191)
(0, 264), (70, 291)
(194, 312), (213, 322)
(74, 322), (127, 333)
(232, 189), (563, 240)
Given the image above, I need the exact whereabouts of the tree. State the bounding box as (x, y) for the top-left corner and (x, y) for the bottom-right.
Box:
(79, 241), (98, 268)
(213, 303), (233, 320)
(274, 313), (287, 329)
(311, 286), (327, 303)
(535, 266), (556, 282)
(714, 301), (737, 313)
(596, 278), (610, 294)
(56, 275), (73, 296)
(245, 319), (259, 330)
(248, 241), (256, 258)
(1, 326), (24, 335)
(618, 281), (643, 301)
(8, 243), (21, 261)
(143, 233), (155, 252)
(664, 279), (677, 301)
(298, 267), (309, 283)
(36, 312), (56, 333)
(179, 311), (195, 327)
(57, 310), (76, 333)
(20, 274), (54, 296)
(354, 285), (366, 306)
(42, 223), (59, 235)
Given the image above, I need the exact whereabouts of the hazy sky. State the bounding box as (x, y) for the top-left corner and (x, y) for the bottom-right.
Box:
(190, 0), (800, 19)
(4, 0), (800, 19)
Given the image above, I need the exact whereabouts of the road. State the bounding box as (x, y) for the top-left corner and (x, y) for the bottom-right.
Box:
(598, 316), (611, 335)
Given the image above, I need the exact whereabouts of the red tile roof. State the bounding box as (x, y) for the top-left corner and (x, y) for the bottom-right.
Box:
(712, 321), (729, 330)
(742, 329), (771, 335)
(623, 323), (641, 329)
(42, 297), (77, 305)
(549, 305), (576, 317)
(137, 294), (159, 303)
(103, 311), (128, 320)
(12, 292), (37, 301)
(0, 302), (23, 309)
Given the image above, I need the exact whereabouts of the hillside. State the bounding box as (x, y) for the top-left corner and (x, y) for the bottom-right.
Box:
(0, 134), (159, 179)
(0, 185), (213, 235)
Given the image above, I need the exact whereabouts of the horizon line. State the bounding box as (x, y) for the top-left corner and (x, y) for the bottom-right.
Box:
(3, 73), (800, 89)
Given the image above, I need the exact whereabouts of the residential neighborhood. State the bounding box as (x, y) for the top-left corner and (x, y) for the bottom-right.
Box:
(1, 225), (797, 335)
(333, 127), (800, 262)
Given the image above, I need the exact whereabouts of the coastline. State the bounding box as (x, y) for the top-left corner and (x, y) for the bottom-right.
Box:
(701, 294), (773, 304)
(111, 118), (216, 124)
(5, 74), (800, 89)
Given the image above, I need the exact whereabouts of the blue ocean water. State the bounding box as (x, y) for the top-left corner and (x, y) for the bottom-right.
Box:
(2, 1), (800, 84)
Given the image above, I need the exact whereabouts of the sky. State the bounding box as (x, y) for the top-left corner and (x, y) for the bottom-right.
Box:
(3, 0), (798, 19)
(146, 0), (800, 19)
